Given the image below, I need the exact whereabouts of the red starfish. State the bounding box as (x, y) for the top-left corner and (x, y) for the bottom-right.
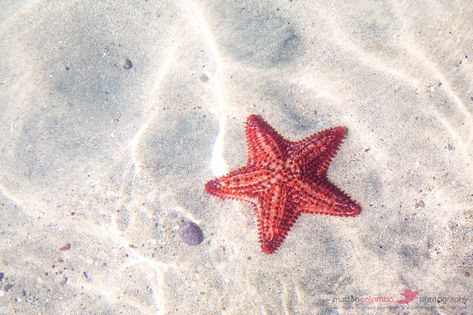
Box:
(205, 115), (361, 254)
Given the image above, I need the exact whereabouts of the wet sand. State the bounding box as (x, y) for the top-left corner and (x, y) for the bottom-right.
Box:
(0, 1), (472, 314)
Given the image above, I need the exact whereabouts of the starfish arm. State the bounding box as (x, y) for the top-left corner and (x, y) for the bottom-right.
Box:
(290, 178), (361, 216)
(291, 126), (346, 178)
(245, 114), (288, 163)
(256, 185), (300, 254)
(204, 165), (271, 200)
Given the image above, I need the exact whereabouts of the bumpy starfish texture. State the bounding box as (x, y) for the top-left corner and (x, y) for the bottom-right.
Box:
(205, 114), (361, 254)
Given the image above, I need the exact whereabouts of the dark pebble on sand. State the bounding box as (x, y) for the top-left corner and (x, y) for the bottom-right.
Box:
(83, 271), (93, 282)
(0, 272), (3, 282)
(5, 284), (13, 291)
(123, 58), (133, 69)
(178, 221), (204, 246)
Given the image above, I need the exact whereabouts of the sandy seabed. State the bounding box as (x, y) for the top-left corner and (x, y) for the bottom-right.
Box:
(0, 1), (472, 314)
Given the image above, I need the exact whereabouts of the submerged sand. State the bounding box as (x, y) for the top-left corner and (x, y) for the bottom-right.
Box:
(0, 1), (472, 314)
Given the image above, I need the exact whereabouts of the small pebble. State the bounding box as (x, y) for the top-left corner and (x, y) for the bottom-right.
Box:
(60, 243), (71, 251)
(60, 276), (68, 286)
(4, 284), (13, 292)
(415, 200), (425, 208)
(123, 58), (133, 69)
(0, 272), (4, 282)
(178, 221), (204, 246)
(83, 271), (93, 282)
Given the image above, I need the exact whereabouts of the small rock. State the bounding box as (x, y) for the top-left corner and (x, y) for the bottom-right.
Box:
(178, 221), (204, 246)
(123, 58), (133, 69)
(0, 272), (4, 282)
(60, 243), (71, 251)
(415, 199), (425, 208)
(83, 271), (93, 282)
(60, 276), (68, 286)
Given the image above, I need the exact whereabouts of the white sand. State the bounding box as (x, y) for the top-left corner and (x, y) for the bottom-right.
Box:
(0, 1), (472, 314)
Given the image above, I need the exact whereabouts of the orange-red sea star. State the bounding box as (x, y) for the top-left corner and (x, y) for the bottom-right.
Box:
(205, 115), (361, 254)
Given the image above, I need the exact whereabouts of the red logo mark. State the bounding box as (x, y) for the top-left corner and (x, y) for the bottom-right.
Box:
(396, 289), (420, 304)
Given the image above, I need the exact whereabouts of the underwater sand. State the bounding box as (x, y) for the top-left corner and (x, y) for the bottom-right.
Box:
(0, 1), (472, 314)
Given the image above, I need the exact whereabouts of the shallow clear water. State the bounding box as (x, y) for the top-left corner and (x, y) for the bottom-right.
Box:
(0, 1), (472, 314)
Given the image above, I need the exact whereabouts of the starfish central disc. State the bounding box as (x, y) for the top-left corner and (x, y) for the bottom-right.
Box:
(265, 159), (300, 185)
